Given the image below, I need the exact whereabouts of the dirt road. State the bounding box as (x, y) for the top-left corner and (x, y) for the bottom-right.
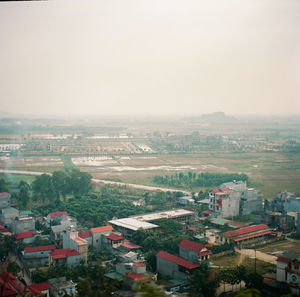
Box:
(235, 248), (277, 264)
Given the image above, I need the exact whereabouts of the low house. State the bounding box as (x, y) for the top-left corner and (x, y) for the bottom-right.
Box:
(90, 225), (113, 249)
(156, 251), (199, 279)
(105, 232), (124, 250)
(28, 282), (50, 297)
(276, 252), (300, 296)
(78, 231), (92, 246)
(22, 245), (56, 267)
(49, 248), (80, 266)
(120, 240), (141, 252)
(0, 272), (47, 296)
(123, 273), (147, 289)
(46, 211), (68, 226)
(11, 216), (35, 234)
(0, 192), (11, 209)
(218, 224), (274, 248)
(0, 207), (19, 230)
(179, 239), (212, 263)
(51, 221), (73, 246)
(63, 230), (88, 263)
(178, 196), (195, 205)
(48, 277), (77, 297)
(15, 231), (35, 244)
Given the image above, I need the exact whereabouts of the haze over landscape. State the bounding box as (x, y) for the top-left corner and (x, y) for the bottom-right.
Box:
(0, 0), (299, 117)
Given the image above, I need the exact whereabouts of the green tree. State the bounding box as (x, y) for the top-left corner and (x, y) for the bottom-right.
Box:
(235, 288), (261, 297)
(18, 180), (30, 209)
(0, 177), (8, 192)
(135, 282), (166, 297)
(7, 262), (22, 275)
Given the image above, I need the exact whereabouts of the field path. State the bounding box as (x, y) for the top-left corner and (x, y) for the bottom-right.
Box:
(0, 169), (191, 194)
(235, 248), (277, 264)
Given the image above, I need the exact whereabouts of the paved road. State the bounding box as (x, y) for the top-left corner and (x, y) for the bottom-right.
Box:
(0, 169), (190, 195)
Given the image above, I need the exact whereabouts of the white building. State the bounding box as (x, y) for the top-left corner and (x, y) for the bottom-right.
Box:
(90, 225), (114, 249)
(276, 252), (300, 295)
(12, 216), (35, 234)
(0, 192), (11, 209)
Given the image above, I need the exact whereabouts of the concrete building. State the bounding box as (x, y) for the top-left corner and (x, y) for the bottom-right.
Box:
(179, 239), (212, 263)
(22, 245), (56, 267)
(0, 192), (11, 209)
(265, 191), (300, 214)
(109, 209), (195, 237)
(51, 220), (73, 246)
(62, 230), (88, 263)
(276, 252), (300, 295)
(156, 251), (199, 279)
(209, 188), (241, 218)
(108, 218), (158, 238)
(46, 211), (71, 227)
(0, 207), (19, 230)
(48, 277), (77, 297)
(90, 225), (113, 249)
(220, 181), (262, 215)
(49, 248), (80, 266)
(104, 232), (124, 251)
(11, 216), (35, 234)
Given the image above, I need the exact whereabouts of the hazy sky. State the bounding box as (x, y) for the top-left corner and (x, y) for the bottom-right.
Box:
(0, 0), (299, 116)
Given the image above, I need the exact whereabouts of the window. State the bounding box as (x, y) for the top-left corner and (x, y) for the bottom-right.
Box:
(294, 265), (299, 270)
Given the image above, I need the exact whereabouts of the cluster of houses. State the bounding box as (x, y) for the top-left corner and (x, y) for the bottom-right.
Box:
(1, 179), (300, 296)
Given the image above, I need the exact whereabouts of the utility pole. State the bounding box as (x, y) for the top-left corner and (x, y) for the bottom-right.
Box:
(254, 247), (257, 272)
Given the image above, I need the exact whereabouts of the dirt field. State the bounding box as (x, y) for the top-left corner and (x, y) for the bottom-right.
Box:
(257, 239), (300, 255)
(1, 150), (300, 198)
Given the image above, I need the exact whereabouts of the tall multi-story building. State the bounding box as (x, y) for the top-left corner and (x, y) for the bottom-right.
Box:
(219, 181), (262, 215)
(209, 188), (241, 218)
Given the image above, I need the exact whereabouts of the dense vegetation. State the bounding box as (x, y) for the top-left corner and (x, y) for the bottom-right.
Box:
(152, 172), (248, 189)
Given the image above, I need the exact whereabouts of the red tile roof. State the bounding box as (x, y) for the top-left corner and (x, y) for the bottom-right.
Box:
(127, 273), (145, 280)
(24, 245), (56, 253)
(277, 256), (290, 263)
(134, 263), (146, 267)
(225, 224), (270, 238)
(156, 251), (199, 270)
(15, 231), (34, 240)
(212, 189), (221, 193)
(0, 226), (4, 231)
(179, 239), (204, 253)
(0, 192), (10, 197)
(78, 231), (92, 238)
(202, 210), (212, 215)
(50, 248), (79, 259)
(48, 211), (68, 219)
(90, 225), (113, 233)
(122, 240), (141, 250)
(0, 272), (26, 296)
(28, 282), (50, 292)
(233, 230), (272, 242)
(107, 233), (124, 241)
(199, 250), (212, 257)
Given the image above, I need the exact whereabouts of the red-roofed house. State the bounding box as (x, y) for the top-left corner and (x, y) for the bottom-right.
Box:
(156, 251), (199, 279)
(28, 282), (50, 297)
(219, 224), (272, 248)
(90, 225), (113, 249)
(78, 231), (92, 246)
(179, 239), (212, 263)
(121, 240), (141, 252)
(0, 272), (27, 296)
(46, 211), (68, 226)
(105, 232), (124, 249)
(23, 245), (56, 267)
(124, 273), (147, 289)
(49, 248), (80, 266)
(15, 231), (34, 244)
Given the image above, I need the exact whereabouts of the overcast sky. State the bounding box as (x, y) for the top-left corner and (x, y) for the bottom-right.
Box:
(0, 0), (299, 117)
